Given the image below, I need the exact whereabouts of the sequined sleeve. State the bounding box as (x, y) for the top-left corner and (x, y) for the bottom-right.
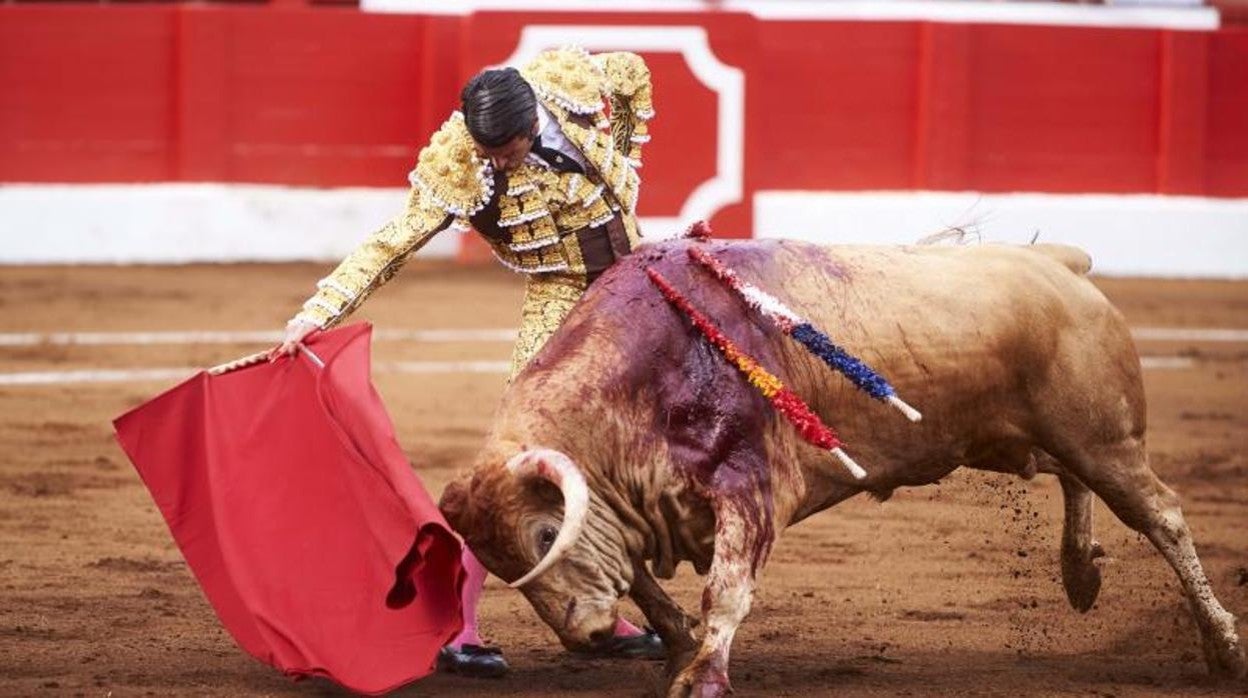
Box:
(291, 188), (455, 329)
(594, 51), (654, 169)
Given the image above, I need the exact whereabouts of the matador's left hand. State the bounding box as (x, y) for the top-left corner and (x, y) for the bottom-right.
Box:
(268, 319), (318, 362)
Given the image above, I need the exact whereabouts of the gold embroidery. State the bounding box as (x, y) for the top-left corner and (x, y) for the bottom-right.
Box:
(520, 47), (606, 115)
(595, 52), (654, 166)
(294, 47), (653, 328)
(407, 114), (492, 217)
(509, 273), (590, 378)
(295, 188), (453, 328)
(481, 46), (653, 268)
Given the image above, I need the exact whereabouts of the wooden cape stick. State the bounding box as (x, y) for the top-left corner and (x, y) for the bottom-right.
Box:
(208, 351), (268, 376)
(207, 344), (323, 376)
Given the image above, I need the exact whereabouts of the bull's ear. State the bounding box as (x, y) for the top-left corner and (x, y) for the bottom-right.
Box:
(438, 475), (473, 534)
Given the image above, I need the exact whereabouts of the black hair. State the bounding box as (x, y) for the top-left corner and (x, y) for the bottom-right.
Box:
(460, 68), (538, 148)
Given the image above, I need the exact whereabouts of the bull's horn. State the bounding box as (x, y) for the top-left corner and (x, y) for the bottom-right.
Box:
(505, 448), (589, 588)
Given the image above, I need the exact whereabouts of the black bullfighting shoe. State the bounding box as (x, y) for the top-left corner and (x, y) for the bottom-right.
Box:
(436, 643), (509, 678)
(577, 628), (666, 660)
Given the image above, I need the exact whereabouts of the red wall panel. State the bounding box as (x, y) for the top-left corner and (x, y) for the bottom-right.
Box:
(753, 22), (920, 191)
(1206, 28), (1248, 197)
(1156, 31), (1209, 195)
(963, 26), (1161, 193)
(174, 6), (444, 186)
(223, 9), (430, 185)
(0, 6), (176, 182)
(1, 5), (1245, 204)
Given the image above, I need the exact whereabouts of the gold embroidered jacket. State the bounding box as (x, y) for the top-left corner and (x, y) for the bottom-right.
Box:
(294, 47), (654, 329)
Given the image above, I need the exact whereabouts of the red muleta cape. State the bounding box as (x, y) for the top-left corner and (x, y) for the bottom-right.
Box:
(113, 323), (463, 694)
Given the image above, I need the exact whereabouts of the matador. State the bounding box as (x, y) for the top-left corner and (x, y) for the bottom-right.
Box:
(271, 47), (662, 677)
(280, 47), (654, 376)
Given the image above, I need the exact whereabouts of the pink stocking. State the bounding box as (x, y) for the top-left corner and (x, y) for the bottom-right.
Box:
(449, 547), (488, 648)
(613, 616), (645, 638)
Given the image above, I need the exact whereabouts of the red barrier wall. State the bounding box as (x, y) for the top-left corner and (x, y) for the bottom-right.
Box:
(2, 7), (177, 182)
(2, 6), (1245, 229)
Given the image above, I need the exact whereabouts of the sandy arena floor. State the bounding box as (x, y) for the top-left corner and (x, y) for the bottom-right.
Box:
(0, 261), (1245, 697)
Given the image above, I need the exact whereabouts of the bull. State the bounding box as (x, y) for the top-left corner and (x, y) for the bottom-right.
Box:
(439, 238), (1245, 696)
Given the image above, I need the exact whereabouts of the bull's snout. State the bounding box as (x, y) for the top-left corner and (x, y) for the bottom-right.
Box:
(550, 597), (618, 652)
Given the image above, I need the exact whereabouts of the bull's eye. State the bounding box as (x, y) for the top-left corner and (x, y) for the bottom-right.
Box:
(536, 526), (558, 556)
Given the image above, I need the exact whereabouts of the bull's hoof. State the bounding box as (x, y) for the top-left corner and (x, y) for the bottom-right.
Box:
(668, 662), (731, 698)
(1061, 541), (1104, 613)
(1203, 635), (1247, 680)
(667, 675), (731, 698)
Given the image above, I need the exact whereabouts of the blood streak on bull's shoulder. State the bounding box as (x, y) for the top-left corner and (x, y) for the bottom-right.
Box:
(647, 264), (857, 567)
(603, 248), (784, 571)
(645, 268), (847, 455)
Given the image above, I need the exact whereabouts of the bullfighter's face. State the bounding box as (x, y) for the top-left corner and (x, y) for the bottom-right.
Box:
(473, 123), (538, 173)
(440, 448), (635, 651)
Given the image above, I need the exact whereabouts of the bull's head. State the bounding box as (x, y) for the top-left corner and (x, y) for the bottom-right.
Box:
(439, 447), (634, 650)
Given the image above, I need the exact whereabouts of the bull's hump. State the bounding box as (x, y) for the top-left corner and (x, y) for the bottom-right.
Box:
(1027, 243), (1093, 275)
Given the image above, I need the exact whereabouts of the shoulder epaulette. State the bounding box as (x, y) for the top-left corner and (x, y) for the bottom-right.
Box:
(407, 113), (494, 217)
(521, 47), (606, 115)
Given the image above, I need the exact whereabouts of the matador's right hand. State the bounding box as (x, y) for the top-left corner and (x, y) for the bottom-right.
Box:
(268, 319), (318, 361)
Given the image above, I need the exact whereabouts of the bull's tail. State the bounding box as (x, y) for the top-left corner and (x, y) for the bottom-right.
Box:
(1030, 243), (1092, 276)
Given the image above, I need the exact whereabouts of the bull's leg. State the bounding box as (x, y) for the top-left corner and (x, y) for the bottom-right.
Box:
(629, 561), (699, 673)
(668, 499), (756, 698)
(1066, 440), (1245, 678)
(1058, 473), (1105, 612)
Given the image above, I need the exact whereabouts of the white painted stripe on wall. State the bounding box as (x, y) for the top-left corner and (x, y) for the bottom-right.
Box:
(754, 191), (1248, 279)
(361, 0), (1219, 30)
(0, 184), (460, 264)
